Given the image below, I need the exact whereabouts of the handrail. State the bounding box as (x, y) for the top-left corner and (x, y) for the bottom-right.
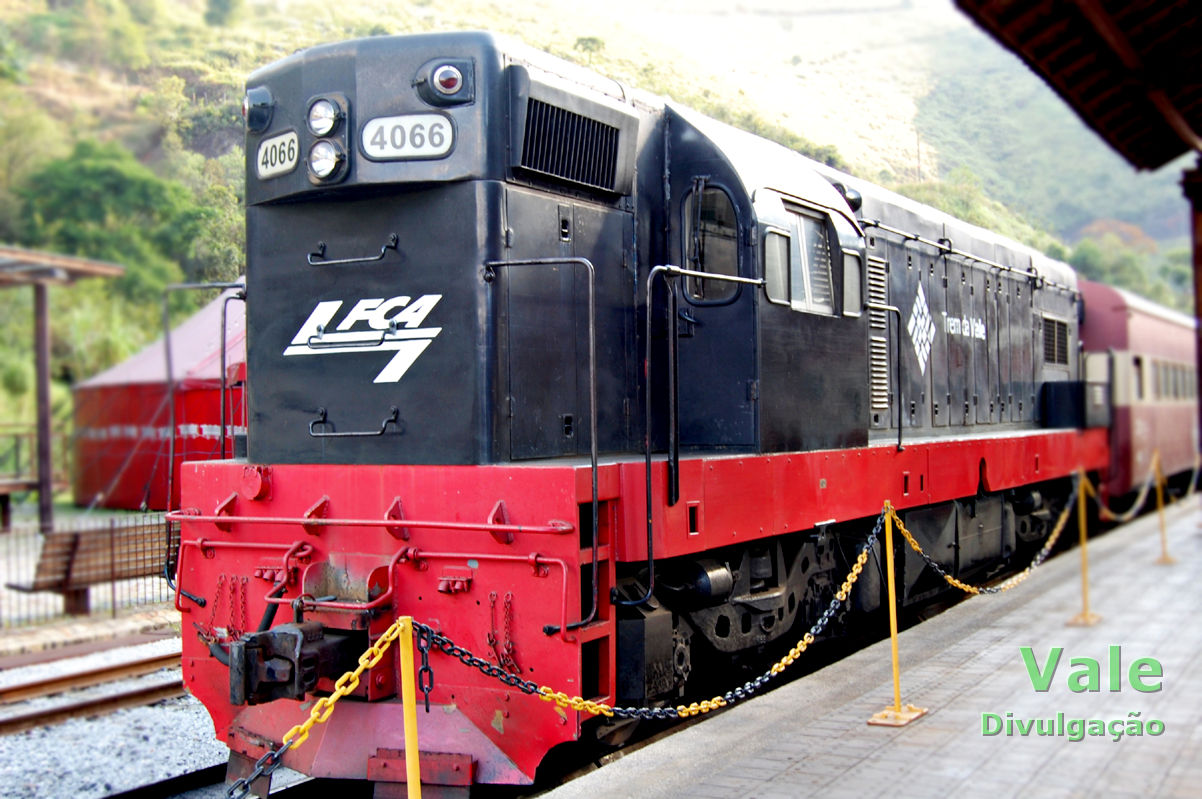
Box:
(166, 508), (573, 536)
(288, 548), (576, 643)
(619, 264), (766, 608)
(858, 218), (1078, 296)
(483, 257), (601, 634)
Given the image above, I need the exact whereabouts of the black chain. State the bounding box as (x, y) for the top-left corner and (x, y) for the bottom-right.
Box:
(416, 624), (434, 712)
(893, 476), (1076, 596)
(226, 510), (886, 798)
(898, 519), (1005, 595)
(227, 743), (288, 799)
(413, 509), (885, 722)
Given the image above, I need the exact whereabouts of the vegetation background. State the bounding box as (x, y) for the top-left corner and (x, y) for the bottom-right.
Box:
(0, 0), (1193, 429)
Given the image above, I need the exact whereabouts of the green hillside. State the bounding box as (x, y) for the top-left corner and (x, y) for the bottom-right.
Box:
(0, 0), (1192, 426)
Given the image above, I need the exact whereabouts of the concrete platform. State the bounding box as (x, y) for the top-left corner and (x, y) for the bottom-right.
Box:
(543, 500), (1202, 799)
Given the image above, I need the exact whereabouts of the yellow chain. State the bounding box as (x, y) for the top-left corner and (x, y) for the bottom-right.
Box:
(281, 617), (407, 750)
(268, 483), (1081, 752)
(534, 536), (876, 721)
(266, 474), (1112, 762)
(890, 488), (1075, 596)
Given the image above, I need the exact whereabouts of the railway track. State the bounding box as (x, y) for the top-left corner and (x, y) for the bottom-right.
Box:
(0, 646), (185, 735)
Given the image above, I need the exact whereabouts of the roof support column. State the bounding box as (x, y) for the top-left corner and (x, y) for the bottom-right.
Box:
(33, 282), (53, 535)
(1185, 159), (1202, 439)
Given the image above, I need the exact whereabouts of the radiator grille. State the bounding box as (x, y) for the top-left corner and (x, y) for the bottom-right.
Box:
(867, 257), (889, 330)
(870, 336), (891, 410)
(520, 99), (620, 191)
(1043, 318), (1069, 365)
(867, 256), (891, 411)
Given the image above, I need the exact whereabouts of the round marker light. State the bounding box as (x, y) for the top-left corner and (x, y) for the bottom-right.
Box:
(309, 140), (343, 179)
(242, 86), (274, 132)
(307, 98), (339, 136)
(432, 64), (463, 96)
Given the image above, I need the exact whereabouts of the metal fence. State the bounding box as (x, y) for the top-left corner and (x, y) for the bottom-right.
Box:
(0, 424), (71, 486)
(0, 513), (179, 629)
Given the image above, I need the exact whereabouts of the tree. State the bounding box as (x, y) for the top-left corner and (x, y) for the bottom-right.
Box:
(574, 36), (604, 65)
(0, 85), (69, 242)
(20, 140), (203, 303)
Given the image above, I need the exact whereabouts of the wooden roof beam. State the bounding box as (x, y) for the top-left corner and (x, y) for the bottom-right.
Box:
(1071, 0), (1202, 152)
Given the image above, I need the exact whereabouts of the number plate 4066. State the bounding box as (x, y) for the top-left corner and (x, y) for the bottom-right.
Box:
(256, 131), (299, 179)
(361, 114), (454, 161)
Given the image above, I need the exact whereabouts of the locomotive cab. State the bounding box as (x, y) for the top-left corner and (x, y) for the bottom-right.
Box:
(660, 105), (871, 455)
(243, 32), (644, 468)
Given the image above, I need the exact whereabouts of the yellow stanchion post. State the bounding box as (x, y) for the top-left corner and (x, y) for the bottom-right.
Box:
(868, 503), (927, 727)
(1153, 451), (1176, 565)
(1067, 470), (1101, 627)
(398, 617), (423, 799)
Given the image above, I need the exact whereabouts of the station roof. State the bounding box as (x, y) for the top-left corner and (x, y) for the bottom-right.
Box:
(0, 244), (124, 286)
(955, 0), (1202, 171)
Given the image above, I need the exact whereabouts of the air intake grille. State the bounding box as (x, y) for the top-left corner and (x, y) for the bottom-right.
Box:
(1043, 318), (1069, 365)
(866, 256), (891, 411)
(870, 336), (891, 410)
(520, 99), (619, 191)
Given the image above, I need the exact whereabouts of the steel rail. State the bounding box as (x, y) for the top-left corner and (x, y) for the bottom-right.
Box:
(104, 763), (227, 799)
(0, 679), (185, 735)
(0, 651), (181, 704)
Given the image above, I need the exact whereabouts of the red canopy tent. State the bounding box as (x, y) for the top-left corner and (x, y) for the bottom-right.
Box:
(72, 287), (246, 510)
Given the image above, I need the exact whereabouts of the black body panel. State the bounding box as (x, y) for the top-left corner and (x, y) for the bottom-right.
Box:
(246, 181), (498, 465)
(241, 31), (1085, 474)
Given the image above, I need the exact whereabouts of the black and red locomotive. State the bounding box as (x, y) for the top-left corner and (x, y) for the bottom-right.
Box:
(173, 31), (1196, 796)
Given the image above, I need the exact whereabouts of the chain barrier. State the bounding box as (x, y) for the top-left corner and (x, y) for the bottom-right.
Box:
(890, 475), (1078, 596)
(225, 509), (887, 797)
(1086, 450), (1200, 524)
(1091, 455), (1159, 524)
(224, 459), (1196, 799)
(225, 458), (1202, 797)
(226, 619), (409, 798)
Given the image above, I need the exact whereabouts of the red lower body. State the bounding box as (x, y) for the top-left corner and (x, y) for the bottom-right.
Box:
(176, 427), (1108, 787)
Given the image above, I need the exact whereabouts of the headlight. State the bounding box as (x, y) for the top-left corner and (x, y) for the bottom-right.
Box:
(307, 98), (339, 136)
(309, 140), (344, 179)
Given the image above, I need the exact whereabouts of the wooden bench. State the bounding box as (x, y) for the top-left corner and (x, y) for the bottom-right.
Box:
(6, 522), (177, 615)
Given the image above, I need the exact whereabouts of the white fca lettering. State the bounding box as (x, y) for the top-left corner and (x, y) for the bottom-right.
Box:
(283, 295), (443, 383)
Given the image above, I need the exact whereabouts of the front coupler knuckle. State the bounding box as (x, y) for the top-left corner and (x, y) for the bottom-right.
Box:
(228, 621), (355, 705)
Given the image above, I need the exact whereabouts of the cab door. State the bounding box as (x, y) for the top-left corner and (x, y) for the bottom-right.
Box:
(503, 187), (635, 459)
(675, 182), (757, 449)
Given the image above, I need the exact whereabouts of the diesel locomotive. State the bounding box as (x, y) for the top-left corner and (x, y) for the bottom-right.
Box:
(172, 31), (1196, 796)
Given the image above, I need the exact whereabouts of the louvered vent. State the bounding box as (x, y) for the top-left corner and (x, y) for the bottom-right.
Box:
(520, 98), (620, 191)
(1043, 318), (1068, 365)
(866, 256), (890, 411)
(867, 257), (889, 330)
(870, 336), (891, 411)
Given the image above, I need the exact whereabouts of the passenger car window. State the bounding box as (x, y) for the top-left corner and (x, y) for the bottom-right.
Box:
(684, 185), (739, 302)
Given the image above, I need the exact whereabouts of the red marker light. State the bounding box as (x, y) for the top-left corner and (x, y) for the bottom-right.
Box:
(433, 65), (463, 95)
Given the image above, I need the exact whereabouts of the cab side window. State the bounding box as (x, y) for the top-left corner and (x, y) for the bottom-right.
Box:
(796, 211), (834, 315)
(762, 205), (836, 315)
(684, 185), (739, 302)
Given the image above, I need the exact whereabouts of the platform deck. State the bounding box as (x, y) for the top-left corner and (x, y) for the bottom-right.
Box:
(543, 501), (1202, 799)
